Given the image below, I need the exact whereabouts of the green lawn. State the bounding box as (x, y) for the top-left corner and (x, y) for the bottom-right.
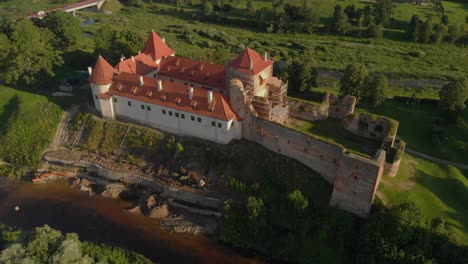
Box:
(0, 85), (63, 166)
(372, 100), (468, 164)
(378, 154), (468, 245)
(288, 117), (381, 157)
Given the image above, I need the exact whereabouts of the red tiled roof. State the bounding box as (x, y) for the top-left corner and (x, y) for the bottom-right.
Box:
(89, 55), (114, 85)
(115, 53), (159, 76)
(159, 56), (226, 90)
(143, 31), (175, 61)
(228, 48), (273, 75)
(99, 93), (112, 100)
(106, 72), (236, 121)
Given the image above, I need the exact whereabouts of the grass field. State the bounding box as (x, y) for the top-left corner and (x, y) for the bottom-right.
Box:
(0, 0), (73, 18)
(378, 154), (468, 245)
(372, 100), (468, 164)
(0, 85), (63, 166)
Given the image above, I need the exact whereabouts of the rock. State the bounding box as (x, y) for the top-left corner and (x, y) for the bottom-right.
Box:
(70, 178), (81, 189)
(80, 178), (94, 188)
(127, 205), (142, 214)
(147, 195), (158, 209)
(148, 203), (170, 219)
(101, 183), (126, 199)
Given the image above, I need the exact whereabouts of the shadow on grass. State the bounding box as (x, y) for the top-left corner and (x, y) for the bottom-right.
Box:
(0, 96), (19, 133)
(416, 169), (468, 238)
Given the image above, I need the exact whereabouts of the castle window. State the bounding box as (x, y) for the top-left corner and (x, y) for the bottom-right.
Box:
(181, 114), (185, 119)
(190, 83), (194, 86)
(170, 79), (174, 82)
(175, 113), (179, 118)
(153, 74), (156, 78)
(162, 109), (166, 115)
(141, 104), (145, 110)
(218, 123), (222, 128)
(184, 82), (187, 85)
(147, 106), (151, 111)
(197, 117), (201, 123)
(128, 101), (132, 107)
(169, 111), (173, 116)
(191, 116), (195, 121)
(211, 121), (215, 127)
(113, 98), (117, 103)
(94, 95), (98, 100)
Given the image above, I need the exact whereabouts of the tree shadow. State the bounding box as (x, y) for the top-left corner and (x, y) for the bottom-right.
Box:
(416, 169), (468, 237)
(0, 95), (20, 133)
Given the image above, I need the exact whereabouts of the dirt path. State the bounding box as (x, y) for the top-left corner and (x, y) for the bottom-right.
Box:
(45, 105), (79, 153)
(406, 148), (468, 170)
(317, 70), (448, 89)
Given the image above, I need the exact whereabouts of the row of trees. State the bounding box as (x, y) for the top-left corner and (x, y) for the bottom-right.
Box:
(407, 15), (466, 45)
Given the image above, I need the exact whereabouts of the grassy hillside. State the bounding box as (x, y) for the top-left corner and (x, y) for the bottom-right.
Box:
(372, 100), (468, 164)
(0, 86), (63, 166)
(378, 154), (468, 245)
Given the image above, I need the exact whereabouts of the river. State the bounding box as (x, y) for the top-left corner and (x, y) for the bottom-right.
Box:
(0, 177), (263, 264)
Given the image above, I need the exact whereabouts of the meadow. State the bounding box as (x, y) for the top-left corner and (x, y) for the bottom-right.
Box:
(0, 85), (63, 167)
(78, 1), (468, 80)
(378, 154), (468, 245)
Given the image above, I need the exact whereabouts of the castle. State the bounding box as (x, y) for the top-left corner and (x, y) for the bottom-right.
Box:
(89, 31), (403, 217)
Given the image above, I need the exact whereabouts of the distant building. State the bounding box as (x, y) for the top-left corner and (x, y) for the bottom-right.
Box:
(88, 31), (288, 144)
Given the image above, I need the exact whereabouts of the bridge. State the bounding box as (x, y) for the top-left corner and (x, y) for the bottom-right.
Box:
(25, 0), (106, 19)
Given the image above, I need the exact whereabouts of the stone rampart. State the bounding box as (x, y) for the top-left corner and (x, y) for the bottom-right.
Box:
(43, 155), (223, 210)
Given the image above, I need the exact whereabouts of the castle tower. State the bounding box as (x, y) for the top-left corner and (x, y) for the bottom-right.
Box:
(143, 30), (175, 64)
(227, 48), (273, 98)
(88, 55), (115, 119)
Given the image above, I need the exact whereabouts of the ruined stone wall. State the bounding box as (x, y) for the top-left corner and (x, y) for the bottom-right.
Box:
(330, 151), (385, 217)
(288, 99), (329, 121)
(230, 79), (386, 216)
(327, 94), (356, 119)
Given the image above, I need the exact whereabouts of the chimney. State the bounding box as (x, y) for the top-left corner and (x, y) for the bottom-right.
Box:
(162, 37), (166, 43)
(207, 90), (213, 104)
(120, 56), (124, 62)
(157, 79), (162, 92)
(249, 59), (253, 70)
(87, 66), (92, 76)
(139, 76), (144, 87)
(138, 51), (141, 55)
(131, 56), (135, 62)
(264, 51), (268, 61)
(189, 87), (194, 100)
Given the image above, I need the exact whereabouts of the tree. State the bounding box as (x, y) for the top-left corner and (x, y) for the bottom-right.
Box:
(433, 24), (448, 45)
(366, 23), (383, 38)
(362, 5), (373, 26)
(0, 20), (63, 85)
(439, 78), (468, 112)
(288, 190), (309, 212)
(335, 13), (351, 34)
(203, 1), (213, 16)
(407, 14), (421, 42)
(365, 74), (387, 108)
(418, 17), (433, 43)
(339, 63), (368, 102)
(287, 56), (317, 96)
(374, 0), (394, 26)
(247, 196), (264, 221)
(441, 15), (449, 25)
(0, 244), (34, 264)
(447, 24), (461, 44)
(39, 10), (84, 50)
(51, 233), (93, 264)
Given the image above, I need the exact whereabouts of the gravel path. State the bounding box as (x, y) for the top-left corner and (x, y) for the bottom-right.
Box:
(405, 148), (468, 170)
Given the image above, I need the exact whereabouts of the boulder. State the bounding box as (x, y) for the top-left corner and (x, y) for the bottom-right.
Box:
(148, 203), (170, 219)
(101, 183), (126, 199)
(126, 205), (142, 214)
(147, 195), (158, 209)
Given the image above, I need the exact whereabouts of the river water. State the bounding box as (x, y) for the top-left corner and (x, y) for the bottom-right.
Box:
(0, 178), (262, 264)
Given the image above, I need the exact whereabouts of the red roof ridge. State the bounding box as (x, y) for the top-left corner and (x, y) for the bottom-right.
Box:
(89, 55), (114, 85)
(143, 31), (175, 61)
